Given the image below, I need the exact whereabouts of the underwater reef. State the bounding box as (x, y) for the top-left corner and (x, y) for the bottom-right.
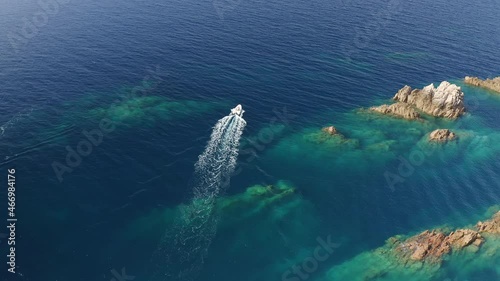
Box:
(115, 180), (304, 246)
(113, 180), (323, 281)
(89, 95), (217, 125)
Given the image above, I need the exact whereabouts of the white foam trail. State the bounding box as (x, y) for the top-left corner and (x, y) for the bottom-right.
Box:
(194, 115), (246, 198)
(152, 111), (246, 281)
(0, 108), (34, 137)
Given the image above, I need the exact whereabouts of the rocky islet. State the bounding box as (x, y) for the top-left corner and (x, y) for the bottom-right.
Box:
(464, 76), (500, 94)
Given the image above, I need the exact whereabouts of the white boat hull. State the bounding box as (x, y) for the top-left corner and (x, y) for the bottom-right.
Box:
(230, 104), (244, 117)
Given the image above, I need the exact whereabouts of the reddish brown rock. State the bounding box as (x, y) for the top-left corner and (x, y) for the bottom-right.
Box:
(395, 230), (449, 263)
(476, 211), (500, 234)
(359, 210), (500, 274)
(394, 228), (484, 264)
(445, 229), (484, 249)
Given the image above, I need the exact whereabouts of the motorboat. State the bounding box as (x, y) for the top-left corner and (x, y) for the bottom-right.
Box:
(230, 104), (244, 117)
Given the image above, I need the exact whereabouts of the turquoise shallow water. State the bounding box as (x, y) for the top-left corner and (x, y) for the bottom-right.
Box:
(0, 0), (500, 280)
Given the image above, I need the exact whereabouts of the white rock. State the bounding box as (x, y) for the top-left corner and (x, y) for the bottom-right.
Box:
(393, 81), (466, 119)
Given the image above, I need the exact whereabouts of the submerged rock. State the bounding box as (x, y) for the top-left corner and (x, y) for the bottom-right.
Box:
(90, 96), (216, 124)
(393, 82), (466, 119)
(218, 181), (296, 214)
(464, 76), (500, 94)
(370, 102), (420, 120)
(306, 127), (359, 149)
(429, 129), (457, 142)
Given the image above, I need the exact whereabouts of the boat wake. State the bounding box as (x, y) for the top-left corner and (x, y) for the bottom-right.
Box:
(152, 105), (246, 281)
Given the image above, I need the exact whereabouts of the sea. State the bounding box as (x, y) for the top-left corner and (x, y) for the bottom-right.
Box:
(0, 0), (500, 280)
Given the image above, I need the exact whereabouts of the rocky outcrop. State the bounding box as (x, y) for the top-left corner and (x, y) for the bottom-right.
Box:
(476, 211), (500, 234)
(393, 82), (466, 119)
(388, 211), (500, 267)
(326, 210), (500, 281)
(465, 76), (500, 94)
(369, 81), (466, 120)
(446, 229), (484, 248)
(319, 126), (350, 142)
(390, 211), (500, 266)
(396, 230), (449, 262)
(370, 102), (420, 120)
(429, 129), (457, 142)
(322, 126), (340, 136)
(307, 127), (359, 149)
(394, 229), (483, 264)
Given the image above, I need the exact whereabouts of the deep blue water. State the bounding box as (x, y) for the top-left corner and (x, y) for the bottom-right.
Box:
(1, 0), (500, 280)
